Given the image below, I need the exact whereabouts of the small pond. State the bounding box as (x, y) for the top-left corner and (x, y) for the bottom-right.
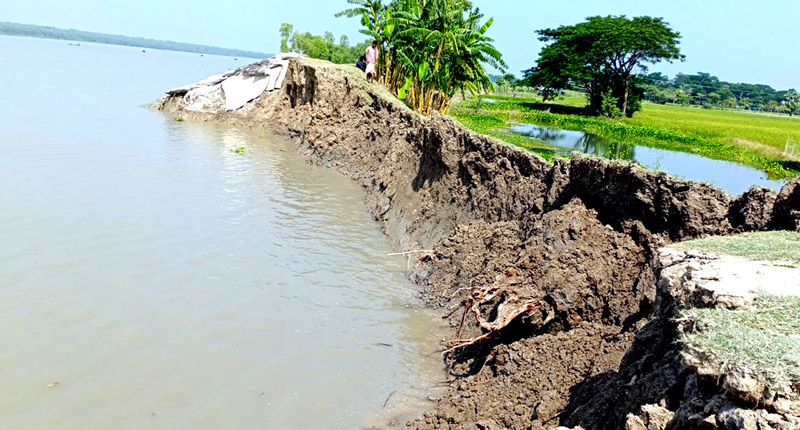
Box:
(511, 123), (786, 195)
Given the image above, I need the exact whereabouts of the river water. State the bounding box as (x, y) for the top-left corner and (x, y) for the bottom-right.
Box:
(0, 35), (445, 429)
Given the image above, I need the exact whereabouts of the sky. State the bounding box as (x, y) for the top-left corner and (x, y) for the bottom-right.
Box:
(4, 0), (799, 89)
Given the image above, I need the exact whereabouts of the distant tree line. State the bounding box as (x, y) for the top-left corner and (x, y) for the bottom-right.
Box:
(640, 71), (799, 114)
(278, 23), (370, 64)
(0, 21), (269, 58)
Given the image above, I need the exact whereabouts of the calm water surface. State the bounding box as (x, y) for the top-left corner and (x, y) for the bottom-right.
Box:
(511, 124), (785, 195)
(511, 123), (785, 195)
(0, 36), (444, 429)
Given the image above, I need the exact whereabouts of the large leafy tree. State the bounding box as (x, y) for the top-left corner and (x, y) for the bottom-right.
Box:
(337, 0), (505, 114)
(524, 16), (683, 116)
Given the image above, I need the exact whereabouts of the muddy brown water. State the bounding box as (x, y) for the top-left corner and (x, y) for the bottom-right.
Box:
(0, 35), (445, 428)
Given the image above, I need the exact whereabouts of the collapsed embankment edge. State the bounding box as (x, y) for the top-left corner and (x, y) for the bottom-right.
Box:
(158, 59), (800, 430)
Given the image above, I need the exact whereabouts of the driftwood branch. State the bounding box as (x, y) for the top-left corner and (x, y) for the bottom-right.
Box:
(387, 249), (435, 271)
(383, 390), (398, 408)
(387, 249), (434, 256)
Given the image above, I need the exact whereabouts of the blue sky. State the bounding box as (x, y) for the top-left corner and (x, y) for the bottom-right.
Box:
(5, 0), (798, 89)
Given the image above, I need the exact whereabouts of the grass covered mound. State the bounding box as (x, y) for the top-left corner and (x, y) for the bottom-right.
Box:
(675, 231), (800, 391)
(679, 294), (800, 389)
(671, 230), (800, 265)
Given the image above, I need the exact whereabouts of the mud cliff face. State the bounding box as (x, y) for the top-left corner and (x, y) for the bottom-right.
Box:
(159, 60), (800, 429)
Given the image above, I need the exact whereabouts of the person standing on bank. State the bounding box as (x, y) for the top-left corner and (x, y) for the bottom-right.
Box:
(365, 40), (378, 82)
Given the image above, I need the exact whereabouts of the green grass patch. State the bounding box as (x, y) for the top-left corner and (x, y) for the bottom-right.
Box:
(680, 293), (800, 388)
(627, 104), (800, 152)
(671, 231), (800, 264)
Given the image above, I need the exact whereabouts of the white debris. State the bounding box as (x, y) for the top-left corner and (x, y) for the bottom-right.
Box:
(659, 248), (800, 308)
(272, 59), (290, 90)
(183, 84), (224, 112)
(166, 70), (235, 95)
(221, 74), (270, 111)
(165, 53), (307, 112)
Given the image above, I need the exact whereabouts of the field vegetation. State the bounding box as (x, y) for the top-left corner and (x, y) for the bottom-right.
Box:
(626, 103), (800, 152)
(450, 93), (800, 179)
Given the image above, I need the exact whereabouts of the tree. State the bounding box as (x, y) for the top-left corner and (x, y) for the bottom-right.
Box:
(279, 23), (370, 64)
(601, 93), (621, 118)
(786, 89), (800, 116)
(643, 84), (668, 104)
(645, 72), (670, 88)
(291, 32), (331, 60)
(674, 90), (691, 106)
(502, 73), (518, 86)
(335, 0), (386, 44)
(338, 0), (505, 114)
(716, 84), (734, 102)
(766, 100), (780, 112)
(279, 23), (294, 53)
(523, 16), (683, 116)
(337, 0), (389, 80)
(722, 97), (737, 109)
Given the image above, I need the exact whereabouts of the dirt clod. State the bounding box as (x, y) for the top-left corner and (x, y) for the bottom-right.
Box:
(772, 178), (800, 231)
(729, 186), (776, 231)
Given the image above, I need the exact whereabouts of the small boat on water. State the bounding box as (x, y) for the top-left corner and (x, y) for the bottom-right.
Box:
(68, 42), (80, 46)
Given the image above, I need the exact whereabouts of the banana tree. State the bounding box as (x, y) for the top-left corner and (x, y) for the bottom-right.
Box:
(339, 0), (505, 114)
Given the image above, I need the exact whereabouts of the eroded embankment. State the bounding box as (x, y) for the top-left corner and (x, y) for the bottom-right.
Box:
(159, 60), (800, 429)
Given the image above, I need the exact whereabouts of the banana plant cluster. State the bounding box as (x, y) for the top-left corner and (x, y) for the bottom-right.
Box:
(337, 0), (506, 115)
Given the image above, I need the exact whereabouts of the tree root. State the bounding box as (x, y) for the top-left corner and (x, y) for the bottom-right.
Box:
(443, 268), (546, 357)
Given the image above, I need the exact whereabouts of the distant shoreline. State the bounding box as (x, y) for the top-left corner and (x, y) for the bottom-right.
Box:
(0, 21), (270, 59)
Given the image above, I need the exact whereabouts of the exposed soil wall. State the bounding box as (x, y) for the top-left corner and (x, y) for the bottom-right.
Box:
(158, 60), (800, 429)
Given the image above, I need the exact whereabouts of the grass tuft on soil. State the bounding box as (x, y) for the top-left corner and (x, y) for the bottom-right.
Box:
(305, 60), (415, 115)
(679, 293), (800, 388)
(671, 231), (800, 265)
